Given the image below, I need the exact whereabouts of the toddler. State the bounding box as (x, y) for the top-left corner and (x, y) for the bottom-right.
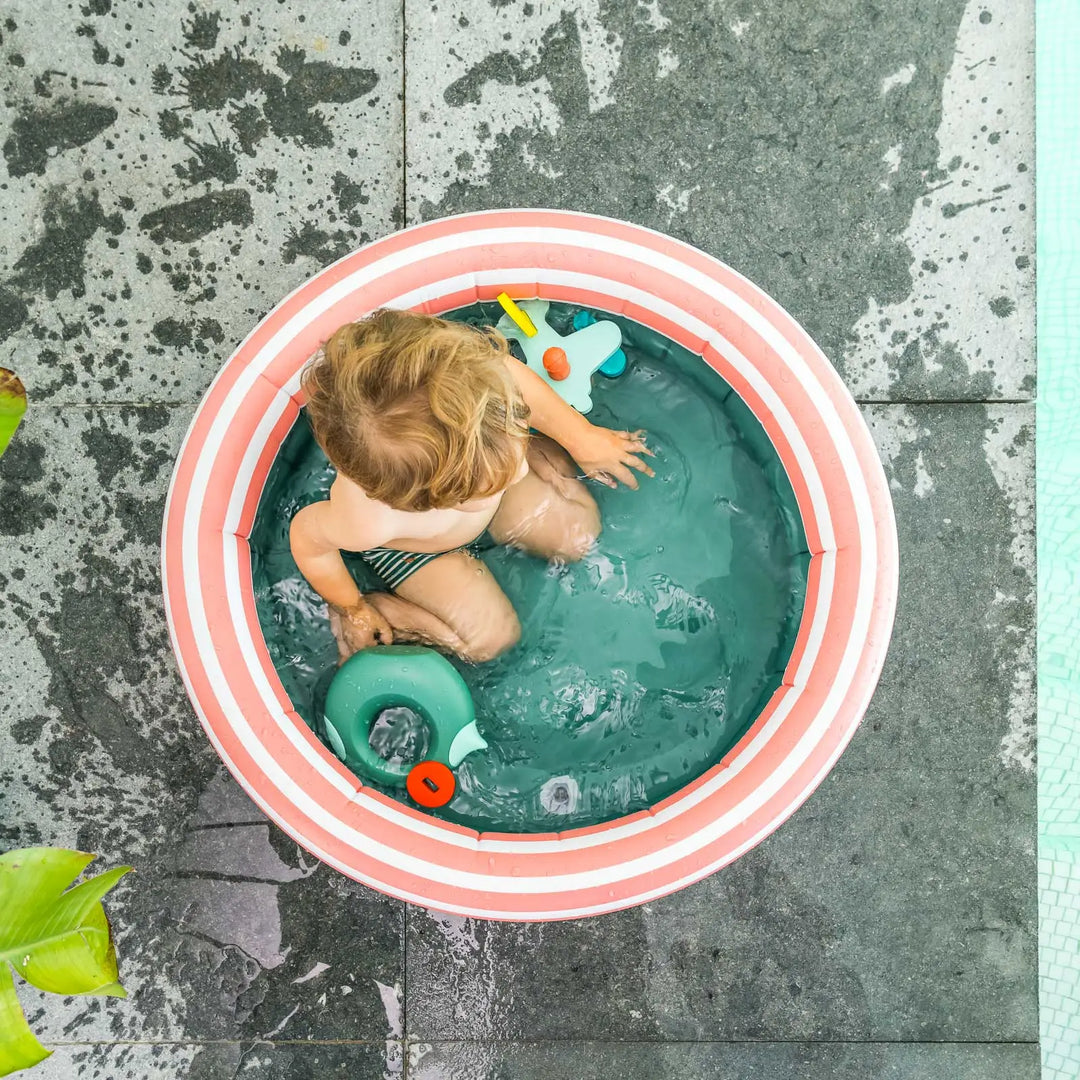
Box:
(290, 308), (652, 663)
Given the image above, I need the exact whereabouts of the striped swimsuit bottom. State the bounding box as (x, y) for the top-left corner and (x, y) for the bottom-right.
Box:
(358, 533), (491, 592)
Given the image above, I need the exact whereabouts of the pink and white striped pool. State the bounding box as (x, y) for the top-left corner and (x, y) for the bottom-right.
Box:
(161, 209), (898, 920)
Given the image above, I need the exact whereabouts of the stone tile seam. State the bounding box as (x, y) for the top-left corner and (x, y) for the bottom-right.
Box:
(401, 1039), (1040, 1047)
(405, 1036), (1041, 1043)
(36, 1038), (1040, 1047)
(39, 1040), (402, 1048)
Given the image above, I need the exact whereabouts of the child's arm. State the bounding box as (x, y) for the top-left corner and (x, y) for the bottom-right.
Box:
(290, 502), (394, 651)
(506, 359), (654, 489)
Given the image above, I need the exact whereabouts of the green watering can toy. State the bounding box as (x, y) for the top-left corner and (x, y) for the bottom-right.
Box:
(322, 646), (487, 808)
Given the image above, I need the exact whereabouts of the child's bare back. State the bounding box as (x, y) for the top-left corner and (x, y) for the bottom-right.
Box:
(289, 309), (653, 664)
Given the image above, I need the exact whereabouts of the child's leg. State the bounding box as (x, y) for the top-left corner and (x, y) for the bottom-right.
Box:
(366, 550), (521, 663)
(488, 435), (601, 562)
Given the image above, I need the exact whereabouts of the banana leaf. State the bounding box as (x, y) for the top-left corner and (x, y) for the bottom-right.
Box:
(0, 369), (26, 460)
(0, 967), (47, 1077)
(0, 849), (131, 1077)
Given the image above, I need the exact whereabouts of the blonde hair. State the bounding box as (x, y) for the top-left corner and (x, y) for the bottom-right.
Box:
(302, 308), (530, 512)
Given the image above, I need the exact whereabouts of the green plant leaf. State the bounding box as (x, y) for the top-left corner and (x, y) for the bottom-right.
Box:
(0, 964), (49, 1078)
(0, 850), (93, 932)
(13, 900), (128, 998)
(65, 904), (126, 999)
(0, 852), (132, 995)
(13, 926), (115, 997)
(0, 853), (121, 947)
(0, 849), (131, 1075)
(0, 369), (26, 460)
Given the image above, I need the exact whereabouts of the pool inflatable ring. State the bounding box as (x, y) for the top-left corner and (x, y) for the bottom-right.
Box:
(162, 209), (898, 920)
(321, 645), (486, 795)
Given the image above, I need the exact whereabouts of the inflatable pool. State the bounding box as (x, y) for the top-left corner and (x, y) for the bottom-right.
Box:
(252, 306), (810, 834)
(162, 210), (898, 920)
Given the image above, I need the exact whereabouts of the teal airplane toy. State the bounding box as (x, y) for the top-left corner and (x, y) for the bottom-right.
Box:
(496, 296), (626, 414)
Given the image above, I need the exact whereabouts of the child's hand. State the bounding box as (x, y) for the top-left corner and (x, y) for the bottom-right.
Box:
(329, 598), (394, 662)
(570, 426), (655, 489)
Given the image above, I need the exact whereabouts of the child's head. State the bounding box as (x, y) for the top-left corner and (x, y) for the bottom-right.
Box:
(303, 309), (530, 512)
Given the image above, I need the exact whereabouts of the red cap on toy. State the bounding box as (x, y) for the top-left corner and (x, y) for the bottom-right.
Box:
(407, 760), (456, 808)
(542, 346), (570, 381)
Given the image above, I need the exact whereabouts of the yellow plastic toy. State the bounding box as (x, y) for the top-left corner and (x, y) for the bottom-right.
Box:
(496, 292), (538, 337)
(495, 297), (624, 414)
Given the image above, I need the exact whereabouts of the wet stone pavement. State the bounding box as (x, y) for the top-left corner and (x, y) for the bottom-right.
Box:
(0, 1), (1036, 1078)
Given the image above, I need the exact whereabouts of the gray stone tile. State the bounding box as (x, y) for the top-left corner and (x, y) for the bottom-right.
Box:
(0, 405), (404, 1044)
(405, 766), (1034, 1044)
(30, 1041), (400, 1079)
(404, 404), (1035, 1043)
(844, 403), (1035, 775)
(0, 1), (402, 403)
(409, 1040), (1039, 1080)
(0, 0), (1039, 1069)
(405, 0), (1033, 401)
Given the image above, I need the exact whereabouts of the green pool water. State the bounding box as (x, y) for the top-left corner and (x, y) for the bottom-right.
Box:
(250, 303), (809, 833)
